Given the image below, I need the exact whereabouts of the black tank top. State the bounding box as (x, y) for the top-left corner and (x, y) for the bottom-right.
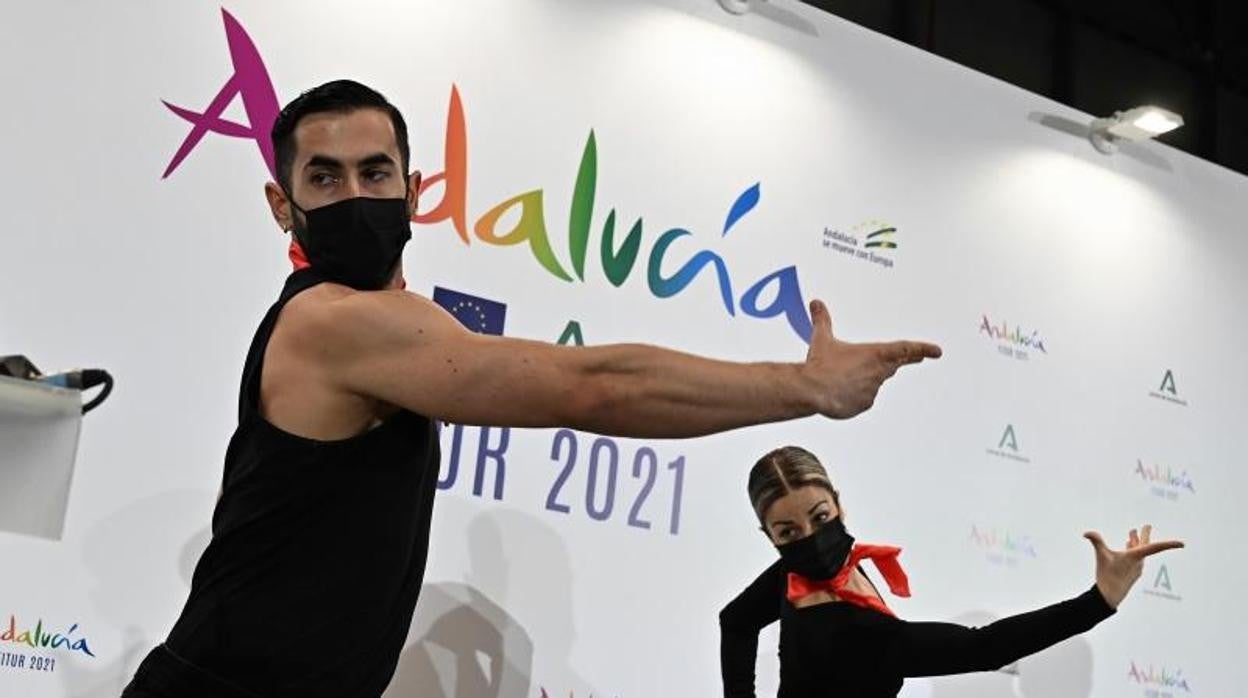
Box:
(164, 269), (441, 697)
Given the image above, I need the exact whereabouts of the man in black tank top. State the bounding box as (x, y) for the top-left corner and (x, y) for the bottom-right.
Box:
(123, 80), (942, 697)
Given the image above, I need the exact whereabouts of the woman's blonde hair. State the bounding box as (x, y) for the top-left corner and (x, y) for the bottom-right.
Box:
(747, 445), (839, 522)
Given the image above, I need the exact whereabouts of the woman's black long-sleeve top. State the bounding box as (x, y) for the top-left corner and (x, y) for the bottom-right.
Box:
(719, 560), (1115, 697)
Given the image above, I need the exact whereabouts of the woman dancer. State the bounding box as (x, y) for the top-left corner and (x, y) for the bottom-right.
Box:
(720, 446), (1183, 697)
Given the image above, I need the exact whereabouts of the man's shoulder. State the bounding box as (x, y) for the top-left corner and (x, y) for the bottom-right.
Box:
(277, 285), (440, 353)
(279, 283), (358, 339)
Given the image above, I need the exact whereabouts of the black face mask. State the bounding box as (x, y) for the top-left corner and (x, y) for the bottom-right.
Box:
(776, 516), (855, 580)
(288, 195), (412, 290)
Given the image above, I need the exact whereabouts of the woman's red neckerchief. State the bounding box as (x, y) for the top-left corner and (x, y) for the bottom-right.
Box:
(786, 543), (911, 617)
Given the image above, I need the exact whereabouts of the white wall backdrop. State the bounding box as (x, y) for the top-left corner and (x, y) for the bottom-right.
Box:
(1, 1), (1244, 696)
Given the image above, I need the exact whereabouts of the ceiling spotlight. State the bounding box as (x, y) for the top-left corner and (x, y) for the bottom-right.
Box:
(717, 0), (752, 14)
(1089, 106), (1184, 154)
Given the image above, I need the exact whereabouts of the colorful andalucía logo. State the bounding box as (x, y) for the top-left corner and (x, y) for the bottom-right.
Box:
(970, 525), (1037, 567)
(979, 315), (1047, 357)
(1, 615), (95, 658)
(1127, 661), (1192, 692)
(163, 8), (816, 343)
(1135, 459), (1195, 501)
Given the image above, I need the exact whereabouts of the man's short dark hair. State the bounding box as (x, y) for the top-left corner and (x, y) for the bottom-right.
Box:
(271, 79), (411, 193)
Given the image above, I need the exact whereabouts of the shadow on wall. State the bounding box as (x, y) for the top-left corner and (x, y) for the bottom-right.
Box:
(384, 509), (603, 698)
(384, 582), (531, 698)
(751, 1), (820, 37)
(58, 489), (214, 698)
(1016, 630), (1093, 698)
(62, 494), (615, 696)
(927, 610), (1093, 698)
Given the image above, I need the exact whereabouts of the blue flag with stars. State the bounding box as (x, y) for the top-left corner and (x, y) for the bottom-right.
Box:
(432, 287), (507, 335)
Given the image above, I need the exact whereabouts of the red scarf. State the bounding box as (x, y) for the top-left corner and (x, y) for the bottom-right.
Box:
(288, 240), (311, 271)
(786, 543), (911, 617)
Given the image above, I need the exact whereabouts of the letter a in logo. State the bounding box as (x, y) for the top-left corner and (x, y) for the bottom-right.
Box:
(161, 9), (281, 179)
(998, 424), (1019, 452)
(1159, 370), (1178, 396)
(1154, 564), (1172, 591)
(557, 320), (585, 346)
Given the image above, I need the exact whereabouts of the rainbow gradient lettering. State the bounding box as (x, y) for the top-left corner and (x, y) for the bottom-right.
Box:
(1135, 460), (1196, 493)
(969, 525), (1038, 558)
(1128, 661), (1192, 691)
(1, 615), (94, 657)
(978, 316), (1047, 352)
(163, 9), (814, 343)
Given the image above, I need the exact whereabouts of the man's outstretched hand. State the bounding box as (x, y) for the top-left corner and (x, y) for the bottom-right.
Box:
(802, 299), (942, 419)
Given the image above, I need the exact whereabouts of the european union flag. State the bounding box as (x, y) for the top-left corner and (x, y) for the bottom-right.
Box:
(432, 287), (507, 336)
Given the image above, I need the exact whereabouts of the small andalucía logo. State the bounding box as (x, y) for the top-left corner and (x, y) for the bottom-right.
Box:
(986, 424), (1030, 463)
(1127, 661), (1192, 692)
(970, 524), (1037, 567)
(1148, 369), (1188, 406)
(1143, 563), (1182, 602)
(1135, 459), (1195, 502)
(979, 315), (1046, 361)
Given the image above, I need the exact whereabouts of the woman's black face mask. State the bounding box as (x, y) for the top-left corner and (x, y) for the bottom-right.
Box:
(776, 516), (855, 580)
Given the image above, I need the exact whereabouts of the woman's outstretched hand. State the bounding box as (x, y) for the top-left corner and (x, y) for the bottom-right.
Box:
(1084, 525), (1184, 609)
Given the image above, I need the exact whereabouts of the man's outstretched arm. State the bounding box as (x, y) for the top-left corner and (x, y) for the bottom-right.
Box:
(298, 291), (940, 438)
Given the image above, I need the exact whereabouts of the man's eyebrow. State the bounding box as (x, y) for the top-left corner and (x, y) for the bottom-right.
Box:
(358, 153), (398, 168)
(303, 154), (344, 170)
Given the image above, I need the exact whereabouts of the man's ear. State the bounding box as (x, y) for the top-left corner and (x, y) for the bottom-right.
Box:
(264, 182), (293, 232)
(406, 170), (422, 217)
